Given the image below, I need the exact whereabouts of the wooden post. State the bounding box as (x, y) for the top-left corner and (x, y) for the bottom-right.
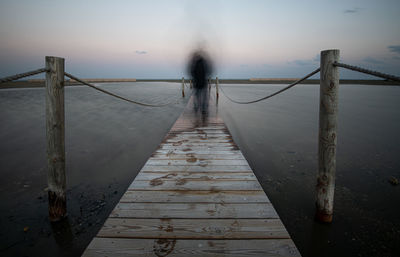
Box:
(181, 77), (185, 97)
(189, 79), (192, 89)
(316, 49), (340, 223)
(45, 56), (66, 222)
(216, 76), (219, 99)
(208, 78), (211, 90)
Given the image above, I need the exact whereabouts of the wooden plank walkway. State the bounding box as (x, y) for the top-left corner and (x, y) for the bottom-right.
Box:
(82, 94), (301, 257)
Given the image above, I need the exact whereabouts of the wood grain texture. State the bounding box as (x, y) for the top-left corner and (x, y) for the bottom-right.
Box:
(110, 203), (278, 219)
(82, 95), (301, 256)
(316, 49), (340, 223)
(120, 190), (270, 203)
(154, 150), (242, 155)
(45, 56), (66, 221)
(98, 218), (290, 239)
(83, 238), (301, 257)
(140, 165), (252, 172)
(145, 159), (249, 166)
(150, 153), (245, 160)
(134, 172), (256, 181)
(129, 180), (263, 191)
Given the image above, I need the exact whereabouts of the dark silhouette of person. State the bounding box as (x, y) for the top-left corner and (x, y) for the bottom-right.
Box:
(188, 50), (213, 114)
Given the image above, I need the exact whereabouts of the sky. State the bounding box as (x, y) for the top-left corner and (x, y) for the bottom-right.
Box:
(0, 0), (399, 79)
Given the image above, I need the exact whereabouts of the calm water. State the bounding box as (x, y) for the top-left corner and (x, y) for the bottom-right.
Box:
(218, 84), (400, 257)
(1, 83), (399, 256)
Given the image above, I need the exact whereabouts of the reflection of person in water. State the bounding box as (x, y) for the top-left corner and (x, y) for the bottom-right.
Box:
(189, 50), (213, 114)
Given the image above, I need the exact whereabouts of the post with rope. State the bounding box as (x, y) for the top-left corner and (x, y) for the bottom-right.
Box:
(181, 77), (185, 97)
(316, 49), (340, 223)
(45, 56), (67, 222)
(216, 76), (219, 99)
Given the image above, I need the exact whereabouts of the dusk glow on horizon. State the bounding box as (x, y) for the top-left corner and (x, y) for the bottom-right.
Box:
(1, 0), (399, 79)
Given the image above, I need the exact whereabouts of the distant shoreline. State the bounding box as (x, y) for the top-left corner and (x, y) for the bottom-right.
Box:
(1, 79), (399, 89)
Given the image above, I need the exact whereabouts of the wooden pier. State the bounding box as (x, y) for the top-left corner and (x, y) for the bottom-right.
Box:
(82, 94), (301, 256)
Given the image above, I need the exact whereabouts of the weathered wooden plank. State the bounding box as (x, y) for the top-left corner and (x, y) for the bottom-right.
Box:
(98, 218), (290, 239)
(134, 172), (257, 181)
(190, 126), (226, 130)
(111, 203), (278, 219)
(129, 180), (263, 191)
(155, 150), (242, 155)
(145, 159), (248, 166)
(83, 238), (301, 257)
(168, 129), (228, 133)
(150, 153), (245, 160)
(120, 190), (270, 203)
(165, 139), (234, 144)
(165, 134), (231, 139)
(162, 142), (236, 147)
(82, 94), (302, 257)
(159, 146), (238, 151)
(169, 131), (228, 134)
(141, 165), (252, 172)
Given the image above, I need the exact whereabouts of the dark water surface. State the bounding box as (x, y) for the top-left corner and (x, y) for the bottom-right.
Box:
(218, 84), (400, 257)
(0, 83), (188, 257)
(1, 83), (399, 256)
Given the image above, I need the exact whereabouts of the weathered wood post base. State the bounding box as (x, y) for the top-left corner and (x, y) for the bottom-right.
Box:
(181, 77), (185, 97)
(216, 76), (219, 99)
(315, 49), (340, 223)
(45, 56), (66, 222)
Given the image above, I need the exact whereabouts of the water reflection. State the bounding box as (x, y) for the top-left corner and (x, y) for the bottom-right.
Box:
(50, 217), (74, 250)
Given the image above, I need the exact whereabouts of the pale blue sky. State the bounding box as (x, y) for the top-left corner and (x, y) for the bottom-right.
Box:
(0, 0), (399, 79)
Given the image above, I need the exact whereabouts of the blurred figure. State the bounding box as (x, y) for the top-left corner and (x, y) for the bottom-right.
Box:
(188, 50), (213, 114)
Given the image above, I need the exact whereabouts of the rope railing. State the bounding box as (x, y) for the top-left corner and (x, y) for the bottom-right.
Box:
(2, 52), (399, 223)
(64, 72), (180, 107)
(334, 62), (400, 82)
(218, 67), (320, 104)
(0, 68), (48, 83)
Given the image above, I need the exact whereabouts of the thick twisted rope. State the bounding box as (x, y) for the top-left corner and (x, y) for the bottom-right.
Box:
(219, 68), (320, 104)
(0, 68), (48, 83)
(334, 62), (400, 82)
(64, 72), (179, 107)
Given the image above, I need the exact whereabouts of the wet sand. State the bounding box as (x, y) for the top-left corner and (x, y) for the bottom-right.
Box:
(1, 82), (399, 256)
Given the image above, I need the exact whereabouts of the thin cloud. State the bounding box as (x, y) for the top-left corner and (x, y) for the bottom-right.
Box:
(263, 63), (273, 67)
(362, 57), (383, 64)
(293, 60), (313, 66)
(388, 45), (400, 54)
(135, 50), (147, 55)
(290, 56), (319, 66)
(344, 7), (361, 14)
